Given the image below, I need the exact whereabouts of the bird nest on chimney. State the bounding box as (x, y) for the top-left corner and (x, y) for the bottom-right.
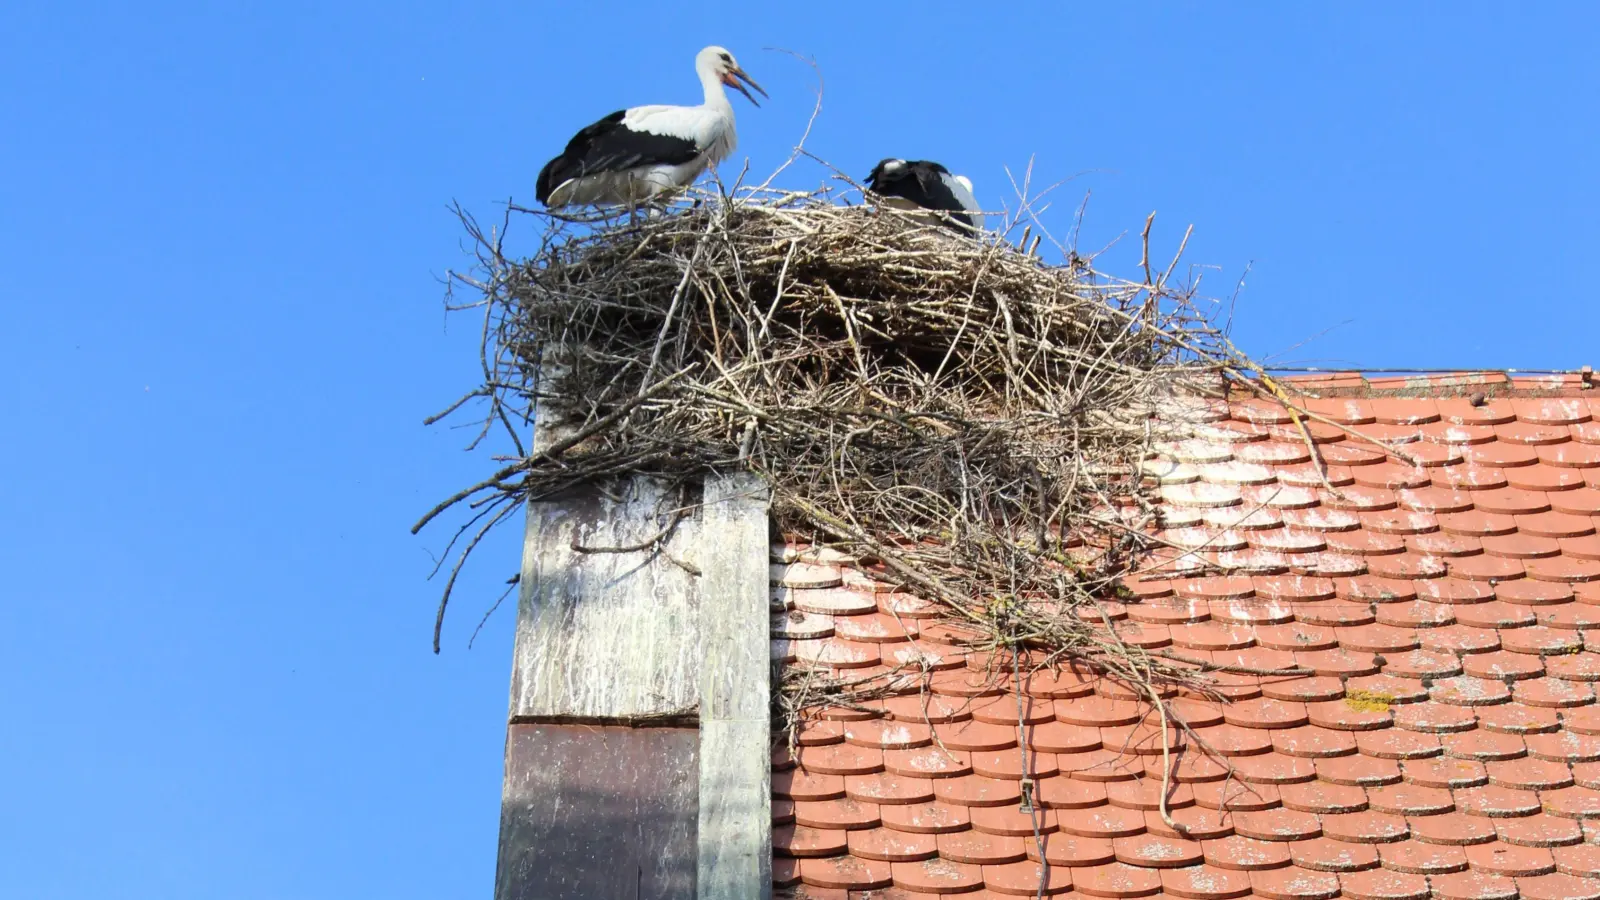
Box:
(421, 182), (1317, 737)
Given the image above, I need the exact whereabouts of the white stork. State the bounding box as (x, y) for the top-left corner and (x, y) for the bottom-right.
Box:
(536, 46), (766, 209)
(864, 159), (984, 233)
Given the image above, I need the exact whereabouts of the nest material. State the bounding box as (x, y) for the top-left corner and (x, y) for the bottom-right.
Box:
(426, 186), (1284, 711)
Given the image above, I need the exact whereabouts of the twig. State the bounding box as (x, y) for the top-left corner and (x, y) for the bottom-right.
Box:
(754, 49), (825, 193)
(1013, 646), (1049, 900)
(571, 507), (687, 555)
(432, 499), (520, 654)
(467, 574), (520, 650)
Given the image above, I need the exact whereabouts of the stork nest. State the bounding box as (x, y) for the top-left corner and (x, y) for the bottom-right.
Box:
(422, 184), (1306, 735)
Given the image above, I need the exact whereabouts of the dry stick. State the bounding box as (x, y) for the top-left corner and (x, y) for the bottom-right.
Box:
(1139, 211), (1157, 291)
(1212, 332), (1425, 469)
(752, 48), (825, 194)
(1074, 260), (1351, 499)
(1012, 645), (1049, 900)
(825, 284), (869, 382)
(538, 367), (696, 459)
(411, 461), (525, 536)
(792, 496), (1200, 695)
(704, 272), (726, 373)
(478, 254), (527, 458)
(411, 367), (696, 536)
(1214, 365), (1407, 501)
(1146, 685), (1184, 835)
(783, 496), (984, 624)
(1252, 367), (1426, 467)
(571, 507), (687, 555)
(1121, 483), (1290, 579)
(1269, 391), (1340, 495)
(639, 217), (717, 393)
(467, 574), (521, 650)
(423, 387), (489, 426)
(1157, 224), (1195, 290)
(755, 239), (799, 342)
(432, 498), (520, 653)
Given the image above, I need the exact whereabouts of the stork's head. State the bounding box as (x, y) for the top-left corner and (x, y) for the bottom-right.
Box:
(866, 158), (908, 189)
(698, 46), (767, 106)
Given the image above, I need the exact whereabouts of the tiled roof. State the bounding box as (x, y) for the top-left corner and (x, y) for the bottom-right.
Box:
(771, 385), (1600, 899)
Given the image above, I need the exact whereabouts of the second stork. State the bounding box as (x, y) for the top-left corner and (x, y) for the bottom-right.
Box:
(865, 159), (984, 233)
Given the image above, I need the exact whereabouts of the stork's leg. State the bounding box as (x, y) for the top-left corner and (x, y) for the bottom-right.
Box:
(627, 176), (654, 228)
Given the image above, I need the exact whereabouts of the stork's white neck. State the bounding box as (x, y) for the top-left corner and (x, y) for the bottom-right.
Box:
(698, 64), (734, 118)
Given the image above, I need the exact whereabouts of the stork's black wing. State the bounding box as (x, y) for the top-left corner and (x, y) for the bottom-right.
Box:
(536, 111), (703, 205)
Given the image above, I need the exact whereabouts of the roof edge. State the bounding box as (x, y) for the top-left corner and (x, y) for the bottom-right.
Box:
(1255, 367), (1596, 398)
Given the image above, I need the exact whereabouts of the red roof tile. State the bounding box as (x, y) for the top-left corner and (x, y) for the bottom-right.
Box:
(1339, 867), (1430, 900)
(1519, 871), (1600, 900)
(798, 854), (893, 889)
(983, 859), (1073, 895)
(1249, 867), (1340, 900)
(1431, 869), (1520, 900)
(1379, 839), (1469, 874)
(1409, 811), (1498, 846)
(794, 798), (881, 830)
(1047, 865), (1150, 898)
(878, 801), (970, 835)
(890, 856), (986, 892)
(1495, 814), (1583, 848)
(772, 391), (1600, 896)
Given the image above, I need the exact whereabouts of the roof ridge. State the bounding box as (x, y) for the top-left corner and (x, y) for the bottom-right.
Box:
(1251, 368), (1596, 399)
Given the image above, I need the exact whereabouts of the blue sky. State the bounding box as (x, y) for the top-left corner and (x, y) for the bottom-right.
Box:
(1, 3), (1596, 897)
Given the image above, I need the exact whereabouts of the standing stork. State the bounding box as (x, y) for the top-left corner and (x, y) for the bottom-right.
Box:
(864, 159), (984, 233)
(536, 46), (766, 209)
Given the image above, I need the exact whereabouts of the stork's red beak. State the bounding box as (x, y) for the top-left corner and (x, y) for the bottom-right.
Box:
(722, 67), (767, 107)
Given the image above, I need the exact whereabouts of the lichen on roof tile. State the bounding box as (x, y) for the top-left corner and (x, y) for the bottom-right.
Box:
(771, 389), (1600, 897)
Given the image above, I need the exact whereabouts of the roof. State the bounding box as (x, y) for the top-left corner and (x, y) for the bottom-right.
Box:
(770, 380), (1600, 899)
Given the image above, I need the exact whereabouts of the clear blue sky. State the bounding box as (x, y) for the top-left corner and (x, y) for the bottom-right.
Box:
(2, 3), (1596, 897)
